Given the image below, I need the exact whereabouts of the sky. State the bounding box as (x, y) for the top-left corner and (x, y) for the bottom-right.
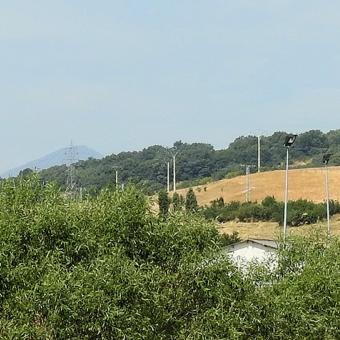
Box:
(1, 1), (340, 172)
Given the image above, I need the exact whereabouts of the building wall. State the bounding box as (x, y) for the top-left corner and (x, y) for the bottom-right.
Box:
(228, 243), (277, 269)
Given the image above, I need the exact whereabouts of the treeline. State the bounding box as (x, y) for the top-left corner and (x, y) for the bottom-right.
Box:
(158, 189), (198, 217)
(34, 129), (340, 193)
(158, 189), (340, 226)
(203, 196), (340, 226)
(1, 177), (340, 338)
(28, 130), (340, 194)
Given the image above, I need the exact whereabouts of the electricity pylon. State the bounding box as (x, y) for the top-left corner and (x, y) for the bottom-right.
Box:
(65, 141), (78, 195)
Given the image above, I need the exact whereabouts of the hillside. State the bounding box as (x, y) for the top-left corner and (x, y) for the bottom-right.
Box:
(218, 214), (340, 240)
(177, 166), (340, 205)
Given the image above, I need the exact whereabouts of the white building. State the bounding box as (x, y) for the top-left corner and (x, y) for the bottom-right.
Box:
(226, 239), (278, 270)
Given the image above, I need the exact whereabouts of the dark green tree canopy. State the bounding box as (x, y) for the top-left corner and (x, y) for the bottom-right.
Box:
(185, 188), (198, 212)
(158, 190), (170, 217)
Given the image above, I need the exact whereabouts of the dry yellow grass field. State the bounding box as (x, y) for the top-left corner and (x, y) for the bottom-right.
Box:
(175, 167), (340, 240)
(177, 166), (340, 206)
(217, 214), (340, 240)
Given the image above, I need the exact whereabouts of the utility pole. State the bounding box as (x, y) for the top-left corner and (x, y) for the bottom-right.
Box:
(173, 154), (176, 193)
(258, 135), (261, 173)
(167, 162), (170, 193)
(166, 145), (181, 193)
(112, 166), (119, 189)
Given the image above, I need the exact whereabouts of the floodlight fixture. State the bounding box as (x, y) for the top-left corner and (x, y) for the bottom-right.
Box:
(284, 134), (298, 147)
(323, 153), (332, 165)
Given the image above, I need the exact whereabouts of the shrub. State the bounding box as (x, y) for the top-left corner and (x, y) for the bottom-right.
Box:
(202, 195), (335, 226)
(158, 190), (170, 217)
(2, 176), (340, 339)
(185, 188), (198, 212)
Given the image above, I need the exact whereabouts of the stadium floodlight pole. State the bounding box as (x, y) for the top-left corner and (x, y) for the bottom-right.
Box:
(323, 154), (332, 237)
(283, 134), (297, 241)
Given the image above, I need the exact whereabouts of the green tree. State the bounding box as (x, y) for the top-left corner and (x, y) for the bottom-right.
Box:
(172, 192), (182, 211)
(158, 190), (170, 217)
(185, 188), (198, 212)
(19, 168), (35, 178)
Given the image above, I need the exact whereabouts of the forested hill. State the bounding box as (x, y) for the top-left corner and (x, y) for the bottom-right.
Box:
(39, 129), (340, 193)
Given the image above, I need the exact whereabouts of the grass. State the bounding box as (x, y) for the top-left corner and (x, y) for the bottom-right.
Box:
(177, 166), (340, 206)
(218, 214), (340, 240)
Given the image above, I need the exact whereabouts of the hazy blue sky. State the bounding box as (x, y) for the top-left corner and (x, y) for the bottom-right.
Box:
(1, 1), (340, 172)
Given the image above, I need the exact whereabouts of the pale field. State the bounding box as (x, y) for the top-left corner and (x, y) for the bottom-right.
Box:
(176, 167), (340, 206)
(218, 214), (340, 240)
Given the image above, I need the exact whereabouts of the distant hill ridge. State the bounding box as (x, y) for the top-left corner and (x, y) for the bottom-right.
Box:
(19, 129), (340, 193)
(2, 145), (102, 178)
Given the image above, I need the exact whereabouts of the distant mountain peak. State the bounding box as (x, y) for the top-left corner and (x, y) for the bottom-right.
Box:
(1, 145), (102, 178)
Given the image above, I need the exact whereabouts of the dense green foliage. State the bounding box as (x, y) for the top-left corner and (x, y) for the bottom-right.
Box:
(158, 190), (170, 217)
(172, 192), (185, 212)
(185, 188), (198, 212)
(2, 177), (340, 338)
(36, 129), (340, 194)
(204, 196), (340, 226)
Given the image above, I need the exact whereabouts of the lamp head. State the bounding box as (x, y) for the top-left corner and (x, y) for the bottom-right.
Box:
(323, 154), (332, 165)
(284, 134), (298, 147)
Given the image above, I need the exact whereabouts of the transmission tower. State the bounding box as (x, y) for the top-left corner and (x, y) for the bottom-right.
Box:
(65, 141), (78, 194)
(245, 165), (251, 202)
(241, 164), (256, 202)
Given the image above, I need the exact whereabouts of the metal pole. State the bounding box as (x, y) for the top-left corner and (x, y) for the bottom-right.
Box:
(325, 164), (331, 237)
(248, 166), (251, 202)
(258, 136), (261, 173)
(283, 147), (289, 241)
(173, 155), (176, 193)
(115, 170), (118, 188)
(245, 165), (250, 202)
(167, 162), (170, 193)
